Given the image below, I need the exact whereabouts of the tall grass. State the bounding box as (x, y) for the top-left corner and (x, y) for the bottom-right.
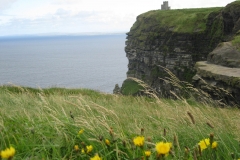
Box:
(0, 85), (240, 159)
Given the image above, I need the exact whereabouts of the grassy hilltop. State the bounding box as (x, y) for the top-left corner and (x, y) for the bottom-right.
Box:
(128, 1), (240, 53)
(130, 1), (240, 34)
(131, 7), (222, 34)
(0, 86), (240, 159)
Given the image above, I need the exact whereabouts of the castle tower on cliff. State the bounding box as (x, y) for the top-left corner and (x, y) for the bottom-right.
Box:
(161, 1), (170, 10)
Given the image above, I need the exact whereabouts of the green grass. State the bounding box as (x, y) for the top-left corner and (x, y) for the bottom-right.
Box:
(131, 7), (222, 34)
(232, 34), (240, 51)
(0, 85), (240, 159)
(121, 79), (144, 95)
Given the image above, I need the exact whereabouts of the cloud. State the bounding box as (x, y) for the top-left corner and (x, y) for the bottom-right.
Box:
(0, 8), (133, 36)
(0, 0), (18, 10)
(51, 0), (82, 5)
(55, 8), (70, 15)
(5, 0), (233, 36)
(54, 8), (72, 17)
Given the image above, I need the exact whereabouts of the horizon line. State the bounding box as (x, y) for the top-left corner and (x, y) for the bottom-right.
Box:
(0, 31), (128, 38)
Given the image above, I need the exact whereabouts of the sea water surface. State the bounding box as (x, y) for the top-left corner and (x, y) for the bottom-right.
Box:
(0, 34), (128, 93)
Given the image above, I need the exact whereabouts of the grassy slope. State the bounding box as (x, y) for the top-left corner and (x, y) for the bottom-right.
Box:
(232, 33), (240, 51)
(121, 79), (144, 95)
(130, 1), (240, 52)
(131, 7), (222, 34)
(0, 86), (240, 159)
(227, 1), (240, 50)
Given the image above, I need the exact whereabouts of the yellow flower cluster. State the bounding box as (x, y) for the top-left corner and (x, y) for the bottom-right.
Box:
(74, 145), (79, 151)
(133, 136), (145, 147)
(78, 129), (84, 135)
(0, 147), (16, 159)
(144, 150), (151, 157)
(155, 142), (172, 155)
(74, 129), (95, 157)
(90, 154), (102, 160)
(198, 138), (218, 151)
(133, 136), (172, 157)
(198, 138), (210, 151)
(211, 141), (218, 149)
(74, 144), (93, 154)
(81, 149), (85, 154)
(73, 128), (221, 159)
(105, 139), (110, 146)
(86, 145), (93, 153)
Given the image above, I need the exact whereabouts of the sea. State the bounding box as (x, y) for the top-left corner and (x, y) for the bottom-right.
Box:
(0, 34), (128, 93)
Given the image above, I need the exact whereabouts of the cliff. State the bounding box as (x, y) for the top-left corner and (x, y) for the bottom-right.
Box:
(121, 1), (240, 104)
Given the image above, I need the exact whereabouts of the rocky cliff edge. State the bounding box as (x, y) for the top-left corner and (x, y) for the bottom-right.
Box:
(120, 1), (240, 105)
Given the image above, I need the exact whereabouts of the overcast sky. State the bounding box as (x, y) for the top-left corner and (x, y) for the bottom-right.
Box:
(0, 0), (235, 36)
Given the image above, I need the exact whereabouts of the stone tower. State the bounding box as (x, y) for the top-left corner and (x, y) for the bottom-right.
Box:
(161, 1), (170, 10)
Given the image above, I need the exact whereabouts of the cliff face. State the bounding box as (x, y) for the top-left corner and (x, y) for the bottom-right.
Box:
(193, 2), (240, 105)
(122, 1), (240, 99)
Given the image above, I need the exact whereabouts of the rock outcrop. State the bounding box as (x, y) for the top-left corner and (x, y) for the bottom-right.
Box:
(121, 1), (240, 104)
(193, 2), (240, 105)
(193, 61), (240, 105)
(194, 41), (240, 105)
(207, 42), (240, 68)
(113, 84), (121, 94)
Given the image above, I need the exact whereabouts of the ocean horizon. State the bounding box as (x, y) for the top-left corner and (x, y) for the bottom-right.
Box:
(0, 34), (128, 93)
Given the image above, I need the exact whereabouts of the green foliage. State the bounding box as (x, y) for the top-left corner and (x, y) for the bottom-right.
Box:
(127, 70), (136, 75)
(182, 67), (196, 83)
(209, 16), (224, 48)
(121, 79), (144, 95)
(148, 32), (159, 42)
(229, 77), (240, 87)
(131, 7), (222, 35)
(0, 85), (100, 96)
(0, 86), (240, 159)
(223, 1), (240, 12)
(151, 66), (169, 79)
(232, 34), (240, 51)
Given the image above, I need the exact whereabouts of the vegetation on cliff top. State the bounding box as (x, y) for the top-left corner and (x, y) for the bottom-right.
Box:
(223, 0), (240, 12)
(232, 33), (240, 51)
(1, 86), (240, 159)
(121, 79), (144, 95)
(130, 1), (240, 34)
(130, 7), (222, 34)
(226, 1), (240, 50)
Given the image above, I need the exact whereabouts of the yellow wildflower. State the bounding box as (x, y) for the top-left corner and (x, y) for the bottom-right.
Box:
(198, 138), (210, 151)
(81, 149), (85, 154)
(74, 145), (79, 151)
(144, 150), (151, 157)
(211, 141), (217, 149)
(0, 146), (16, 159)
(155, 142), (172, 155)
(133, 136), (144, 147)
(105, 139), (110, 146)
(90, 154), (102, 160)
(86, 145), (93, 153)
(78, 129), (84, 135)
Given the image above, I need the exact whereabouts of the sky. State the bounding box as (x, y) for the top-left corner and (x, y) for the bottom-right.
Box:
(0, 0), (235, 36)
